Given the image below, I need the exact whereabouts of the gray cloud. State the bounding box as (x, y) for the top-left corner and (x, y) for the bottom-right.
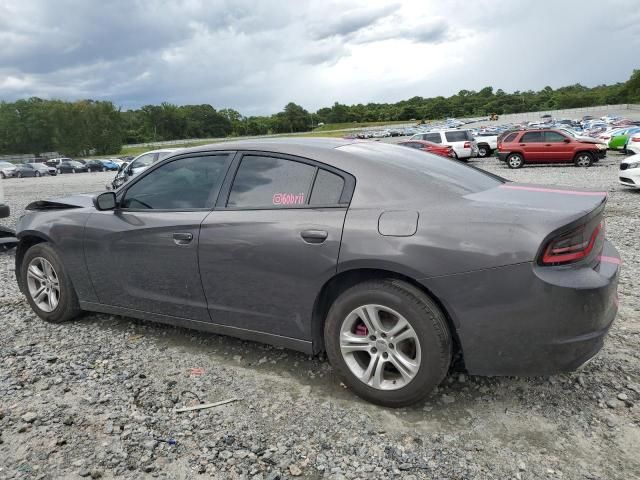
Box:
(0, 0), (638, 115)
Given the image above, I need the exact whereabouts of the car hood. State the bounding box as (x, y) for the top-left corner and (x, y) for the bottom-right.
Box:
(576, 137), (605, 145)
(26, 194), (95, 211)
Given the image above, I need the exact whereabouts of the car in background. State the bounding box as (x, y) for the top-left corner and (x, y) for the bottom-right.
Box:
(45, 157), (72, 168)
(0, 161), (17, 179)
(108, 148), (179, 190)
(410, 129), (478, 160)
(15, 163), (56, 178)
(85, 159), (119, 172)
(13, 139), (620, 407)
(398, 140), (455, 158)
(619, 153), (640, 189)
(608, 127), (640, 151)
(58, 160), (88, 174)
(498, 129), (606, 168)
(473, 133), (498, 158)
(625, 134), (640, 154)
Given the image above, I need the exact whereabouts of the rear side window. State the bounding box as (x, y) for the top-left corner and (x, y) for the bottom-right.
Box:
(227, 156), (316, 208)
(310, 169), (344, 205)
(503, 132), (518, 143)
(520, 131), (544, 142)
(423, 133), (441, 143)
(444, 131), (471, 142)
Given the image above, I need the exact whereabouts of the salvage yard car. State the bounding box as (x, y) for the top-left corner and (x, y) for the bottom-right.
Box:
(15, 162), (56, 178)
(498, 129), (607, 168)
(619, 153), (640, 189)
(14, 139), (620, 407)
(409, 129), (478, 160)
(0, 161), (17, 179)
(108, 148), (179, 190)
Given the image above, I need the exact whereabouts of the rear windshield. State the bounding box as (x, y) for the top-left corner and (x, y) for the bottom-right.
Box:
(445, 130), (473, 142)
(338, 142), (503, 197)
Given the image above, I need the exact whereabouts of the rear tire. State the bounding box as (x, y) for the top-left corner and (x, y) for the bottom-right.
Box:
(507, 153), (524, 169)
(35, 171), (41, 177)
(20, 243), (81, 323)
(574, 152), (593, 167)
(324, 279), (452, 407)
(477, 145), (491, 158)
(1, 172), (5, 179)
(71, 168), (76, 173)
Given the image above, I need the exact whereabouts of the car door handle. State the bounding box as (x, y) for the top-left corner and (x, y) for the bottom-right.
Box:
(545, 144), (552, 146)
(519, 143), (526, 146)
(300, 229), (328, 244)
(173, 232), (193, 245)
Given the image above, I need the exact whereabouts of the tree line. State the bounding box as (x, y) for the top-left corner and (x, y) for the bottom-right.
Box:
(1, 70), (639, 156)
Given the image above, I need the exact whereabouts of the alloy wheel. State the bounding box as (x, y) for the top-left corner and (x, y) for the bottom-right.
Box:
(26, 257), (60, 313)
(508, 155), (522, 168)
(576, 155), (591, 167)
(339, 304), (421, 390)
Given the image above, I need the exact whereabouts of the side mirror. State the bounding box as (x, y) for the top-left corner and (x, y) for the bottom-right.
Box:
(94, 192), (117, 211)
(563, 138), (571, 143)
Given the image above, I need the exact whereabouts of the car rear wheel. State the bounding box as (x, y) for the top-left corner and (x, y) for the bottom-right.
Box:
(102, 167), (107, 172)
(1, 172), (5, 179)
(17, 172), (23, 178)
(21, 243), (81, 323)
(35, 171), (41, 177)
(507, 153), (524, 168)
(574, 152), (593, 167)
(324, 279), (452, 407)
(477, 145), (490, 158)
(71, 168), (76, 173)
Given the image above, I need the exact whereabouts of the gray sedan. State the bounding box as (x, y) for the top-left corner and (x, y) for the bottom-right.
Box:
(0, 161), (17, 179)
(14, 139), (620, 406)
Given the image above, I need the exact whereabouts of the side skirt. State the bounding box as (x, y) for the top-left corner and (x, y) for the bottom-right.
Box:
(79, 301), (314, 355)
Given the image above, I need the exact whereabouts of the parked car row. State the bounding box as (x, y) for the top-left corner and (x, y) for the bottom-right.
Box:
(0, 158), (125, 179)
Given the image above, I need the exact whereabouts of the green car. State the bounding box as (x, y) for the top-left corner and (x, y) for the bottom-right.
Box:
(608, 127), (640, 150)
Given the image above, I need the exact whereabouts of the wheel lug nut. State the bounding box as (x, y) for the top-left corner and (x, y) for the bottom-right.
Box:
(380, 333), (386, 338)
(382, 352), (388, 359)
(369, 335), (376, 341)
(371, 347), (377, 354)
(389, 343), (394, 349)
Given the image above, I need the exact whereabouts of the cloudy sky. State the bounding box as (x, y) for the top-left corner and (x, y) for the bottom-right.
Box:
(0, 0), (639, 115)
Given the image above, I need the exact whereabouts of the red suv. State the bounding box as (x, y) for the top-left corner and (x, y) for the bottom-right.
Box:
(497, 129), (606, 169)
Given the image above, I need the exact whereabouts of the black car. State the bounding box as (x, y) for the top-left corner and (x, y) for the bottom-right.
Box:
(85, 160), (109, 172)
(15, 163), (56, 178)
(58, 161), (88, 174)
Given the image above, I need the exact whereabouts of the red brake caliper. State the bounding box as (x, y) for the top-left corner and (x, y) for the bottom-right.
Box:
(355, 322), (368, 336)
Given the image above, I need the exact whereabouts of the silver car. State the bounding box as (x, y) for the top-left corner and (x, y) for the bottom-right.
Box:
(0, 161), (17, 179)
(108, 149), (180, 190)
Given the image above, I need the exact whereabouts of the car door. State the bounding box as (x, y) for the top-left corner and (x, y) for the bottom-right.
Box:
(518, 131), (545, 162)
(84, 153), (234, 321)
(543, 131), (572, 162)
(198, 152), (353, 341)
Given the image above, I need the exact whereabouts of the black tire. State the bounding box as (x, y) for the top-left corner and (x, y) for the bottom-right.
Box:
(1, 172), (5, 179)
(17, 172), (22, 178)
(35, 171), (41, 177)
(71, 168), (76, 174)
(574, 152), (593, 168)
(477, 144), (491, 158)
(324, 279), (452, 407)
(102, 167), (107, 172)
(20, 243), (81, 323)
(506, 153), (524, 169)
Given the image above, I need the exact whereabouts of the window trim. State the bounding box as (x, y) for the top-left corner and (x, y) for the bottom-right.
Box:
(117, 152), (236, 213)
(217, 151), (356, 211)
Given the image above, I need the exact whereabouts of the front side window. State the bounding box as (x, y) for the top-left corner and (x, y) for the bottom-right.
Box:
(122, 155), (231, 210)
(544, 131), (567, 143)
(520, 131), (544, 143)
(227, 156), (316, 208)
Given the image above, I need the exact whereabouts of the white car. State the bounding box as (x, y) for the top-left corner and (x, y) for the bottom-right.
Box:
(619, 153), (640, 189)
(108, 148), (180, 190)
(626, 134), (640, 154)
(473, 134), (498, 158)
(410, 129), (478, 160)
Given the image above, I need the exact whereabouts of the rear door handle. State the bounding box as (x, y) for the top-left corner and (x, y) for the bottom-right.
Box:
(300, 229), (328, 244)
(173, 232), (193, 245)
(545, 144), (552, 146)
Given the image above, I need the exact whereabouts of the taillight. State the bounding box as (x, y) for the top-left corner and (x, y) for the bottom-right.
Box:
(541, 221), (604, 265)
(463, 141), (471, 148)
(631, 137), (640, 142)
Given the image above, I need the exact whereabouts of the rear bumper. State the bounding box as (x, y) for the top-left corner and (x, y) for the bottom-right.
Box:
(424, 240), (620, 376)
(497, 151), (510, 162)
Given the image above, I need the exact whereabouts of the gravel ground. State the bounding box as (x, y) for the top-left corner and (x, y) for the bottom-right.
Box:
(0, 158), (639, 480)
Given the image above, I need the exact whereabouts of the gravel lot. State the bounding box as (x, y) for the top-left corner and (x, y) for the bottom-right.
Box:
(1, 156), (639, 480)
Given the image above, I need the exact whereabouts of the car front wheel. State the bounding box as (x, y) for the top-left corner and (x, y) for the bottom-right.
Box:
(21, 243), (81, 323)
(477, 145), (490, 157)
(507, 153), (524, 168)
(324, 279), (451, 407)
